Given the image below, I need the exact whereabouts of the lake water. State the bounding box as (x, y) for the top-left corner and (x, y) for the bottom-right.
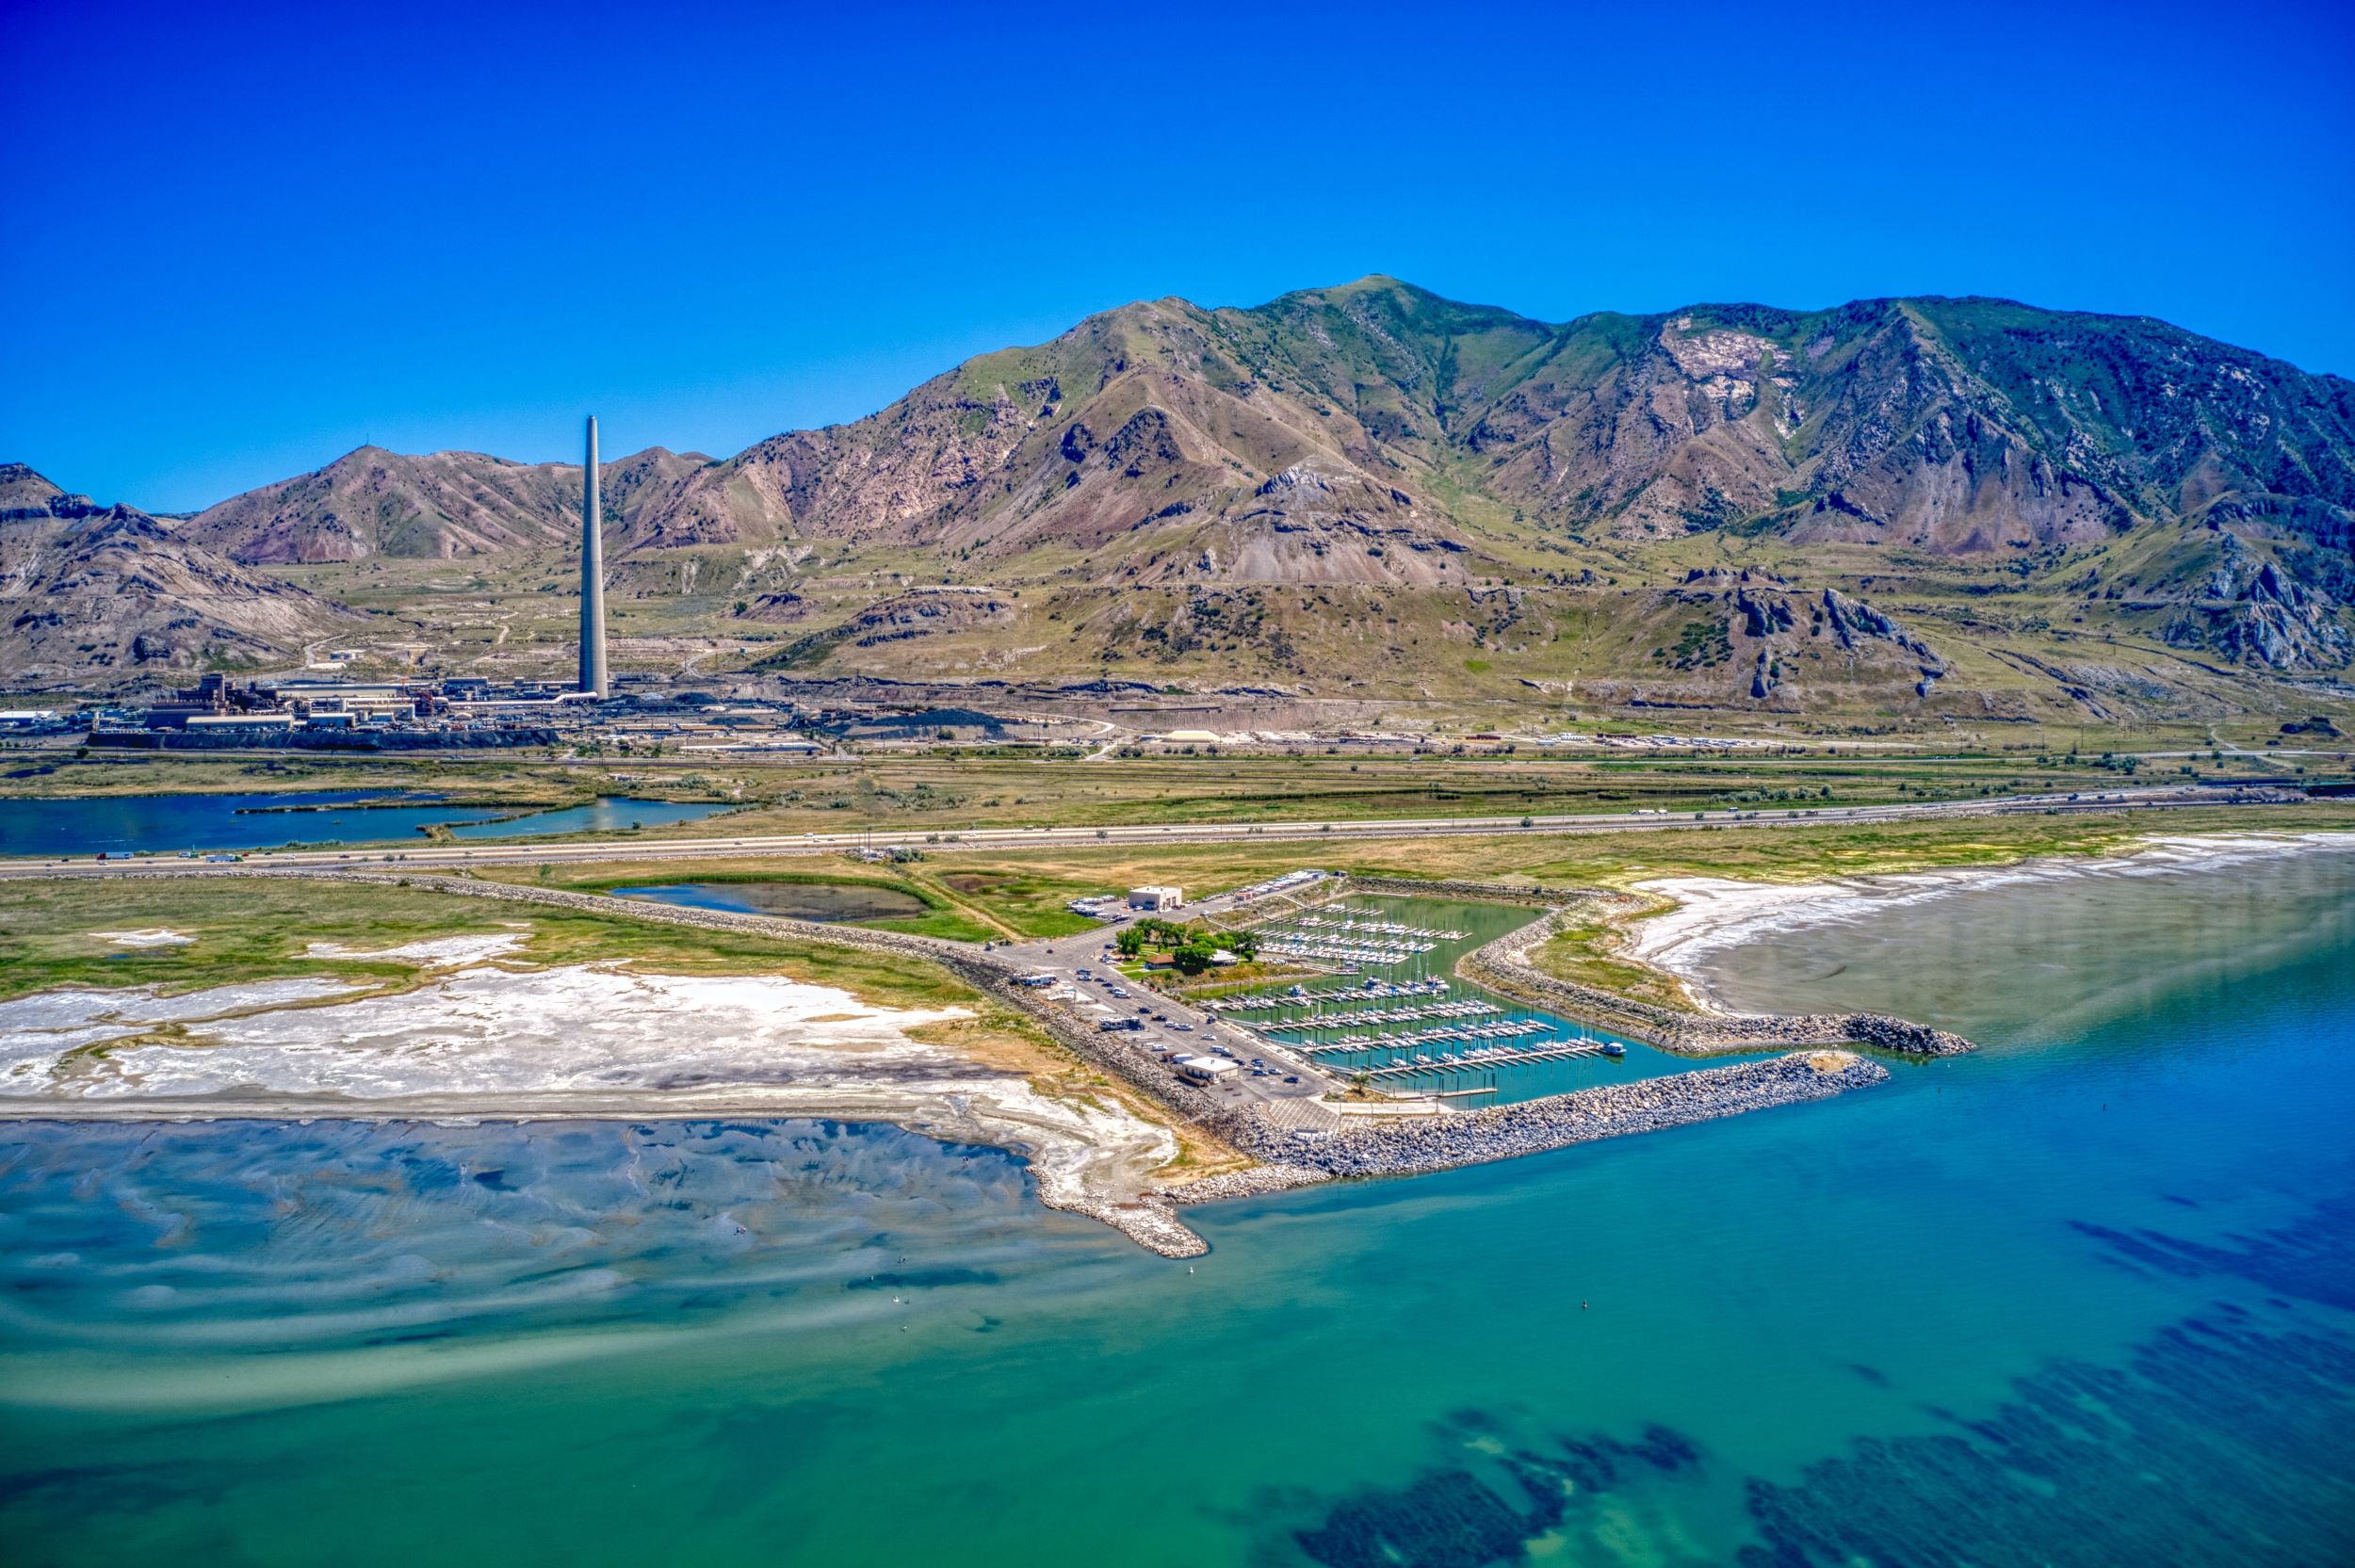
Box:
(0, 793), (731, 855)
(442, 799), (731, 840)
(612, 881), (932, 925)
(2, 849), (2350, 1564)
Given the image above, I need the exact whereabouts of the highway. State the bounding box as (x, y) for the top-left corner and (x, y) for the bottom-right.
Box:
(0, 784), (2309, 877)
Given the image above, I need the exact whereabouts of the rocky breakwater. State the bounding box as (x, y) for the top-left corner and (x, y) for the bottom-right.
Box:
(1176, 1051), (1890, 1188)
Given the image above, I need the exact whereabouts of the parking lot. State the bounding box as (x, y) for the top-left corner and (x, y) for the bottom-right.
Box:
(995, 889), (1338, 1113)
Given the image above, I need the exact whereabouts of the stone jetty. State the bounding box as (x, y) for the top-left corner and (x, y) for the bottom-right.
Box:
(1174, 1050), (1889, 1194)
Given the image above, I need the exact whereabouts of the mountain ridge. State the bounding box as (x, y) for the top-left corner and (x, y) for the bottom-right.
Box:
(0, 463), (360, 685)
(11, 280), (2354, 705)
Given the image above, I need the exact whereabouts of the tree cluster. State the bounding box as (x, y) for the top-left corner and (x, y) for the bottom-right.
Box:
(1113, 917), (1257, 975)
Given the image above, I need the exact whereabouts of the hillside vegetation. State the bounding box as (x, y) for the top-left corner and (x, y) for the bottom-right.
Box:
(9, 280), (2353, 723)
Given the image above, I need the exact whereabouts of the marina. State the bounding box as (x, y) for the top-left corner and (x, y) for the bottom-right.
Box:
(1213, 893), (1694, 1102)
(1207, 978), (1450, 1013)
(1259, 998), (1503, 1029)
(1355, 1040), (1622, 1081)
(1291, 1018), (1557, 1056)
(1240, 906), (1474, 965)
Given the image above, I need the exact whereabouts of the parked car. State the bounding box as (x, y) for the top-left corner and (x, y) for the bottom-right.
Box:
(1283, 1075), (1300, 1084)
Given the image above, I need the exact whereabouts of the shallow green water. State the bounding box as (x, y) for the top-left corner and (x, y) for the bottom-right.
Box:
(3, 849), (2351, 1564)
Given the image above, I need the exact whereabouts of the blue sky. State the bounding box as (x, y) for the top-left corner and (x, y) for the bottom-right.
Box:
(5, 0), (2350, 511)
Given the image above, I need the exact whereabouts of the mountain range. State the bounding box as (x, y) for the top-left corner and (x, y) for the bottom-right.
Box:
(8, 278), (2353, 720)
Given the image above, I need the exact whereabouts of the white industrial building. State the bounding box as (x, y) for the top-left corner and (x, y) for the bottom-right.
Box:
(1173, 1055), (1239, 1086)
(1128, 885), (1184, 912)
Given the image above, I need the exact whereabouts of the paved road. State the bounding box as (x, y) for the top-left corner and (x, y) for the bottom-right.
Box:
(0, 784), (2306, 878)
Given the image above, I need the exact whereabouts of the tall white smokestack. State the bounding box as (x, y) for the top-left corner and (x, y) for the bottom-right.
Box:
(579, 414), (608, 696)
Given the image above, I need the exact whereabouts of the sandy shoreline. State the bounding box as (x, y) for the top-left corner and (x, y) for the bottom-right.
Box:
(22, 831), (2343, 1255)
(1624, 830), (2355, 1010)
(0, 957), (1194, 1253)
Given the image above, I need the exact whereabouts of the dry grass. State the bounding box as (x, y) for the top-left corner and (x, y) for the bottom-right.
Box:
(1527, 897), (1696, 1010)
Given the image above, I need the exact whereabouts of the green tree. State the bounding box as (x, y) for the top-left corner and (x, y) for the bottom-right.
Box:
(1114, 926), (1147, 959)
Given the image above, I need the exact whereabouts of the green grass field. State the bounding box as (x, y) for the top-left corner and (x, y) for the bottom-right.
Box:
(0, 876), (988, 1011)
(442, 800), (2355, 946)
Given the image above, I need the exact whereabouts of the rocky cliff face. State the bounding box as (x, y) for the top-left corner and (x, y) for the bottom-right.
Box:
(624, 284), (2351, 658)
(1, 465), (360, 686)
(621, 295), (1486, 587)
(187, 445), (706, 563)
(20, 281), (2355, 695)
(167, 284), (2355, 604)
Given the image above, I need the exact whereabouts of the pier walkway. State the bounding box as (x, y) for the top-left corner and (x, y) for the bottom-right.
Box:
(1357, 1041), (1617, 1082)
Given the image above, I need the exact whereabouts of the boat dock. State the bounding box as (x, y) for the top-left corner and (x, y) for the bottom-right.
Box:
(1202, 894), (1642, 1102)
(1356, 1041), (1620, 1082)
(1291, 1018), (1555, 1055)
(1259, 937), (1437, 963)
(1209, 979), (1450, 1014)
(1260, 1000), (1502, 1031)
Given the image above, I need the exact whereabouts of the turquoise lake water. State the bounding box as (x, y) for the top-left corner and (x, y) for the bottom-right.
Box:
(2, 847), (2350, 1564)
(0, 793), (731, 855)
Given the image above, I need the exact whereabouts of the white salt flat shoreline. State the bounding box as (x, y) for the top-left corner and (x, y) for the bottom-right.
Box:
(1626, 830), (2355, 1010)
(0, 960), (1194, 1253)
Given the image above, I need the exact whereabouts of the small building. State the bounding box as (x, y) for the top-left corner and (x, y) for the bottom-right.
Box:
(1173, 1055), (1240, 1086)
(1128, 885), (1184, 912)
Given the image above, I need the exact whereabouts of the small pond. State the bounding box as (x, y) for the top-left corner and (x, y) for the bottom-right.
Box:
(0, 792), (733, 856)
(611, 881), (931, 924)
(442, 799), (732, 840)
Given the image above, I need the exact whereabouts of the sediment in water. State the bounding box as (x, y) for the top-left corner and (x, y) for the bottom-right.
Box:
(10, 868), (1925, 1257)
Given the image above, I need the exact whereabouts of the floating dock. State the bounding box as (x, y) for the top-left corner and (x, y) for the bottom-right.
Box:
(1291, 1018), (1556, 1055)
(1209, 979), (1451, 1014)
(1357, 1041), (1619, 1081)
(1259, 1000), (1501, 1031)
